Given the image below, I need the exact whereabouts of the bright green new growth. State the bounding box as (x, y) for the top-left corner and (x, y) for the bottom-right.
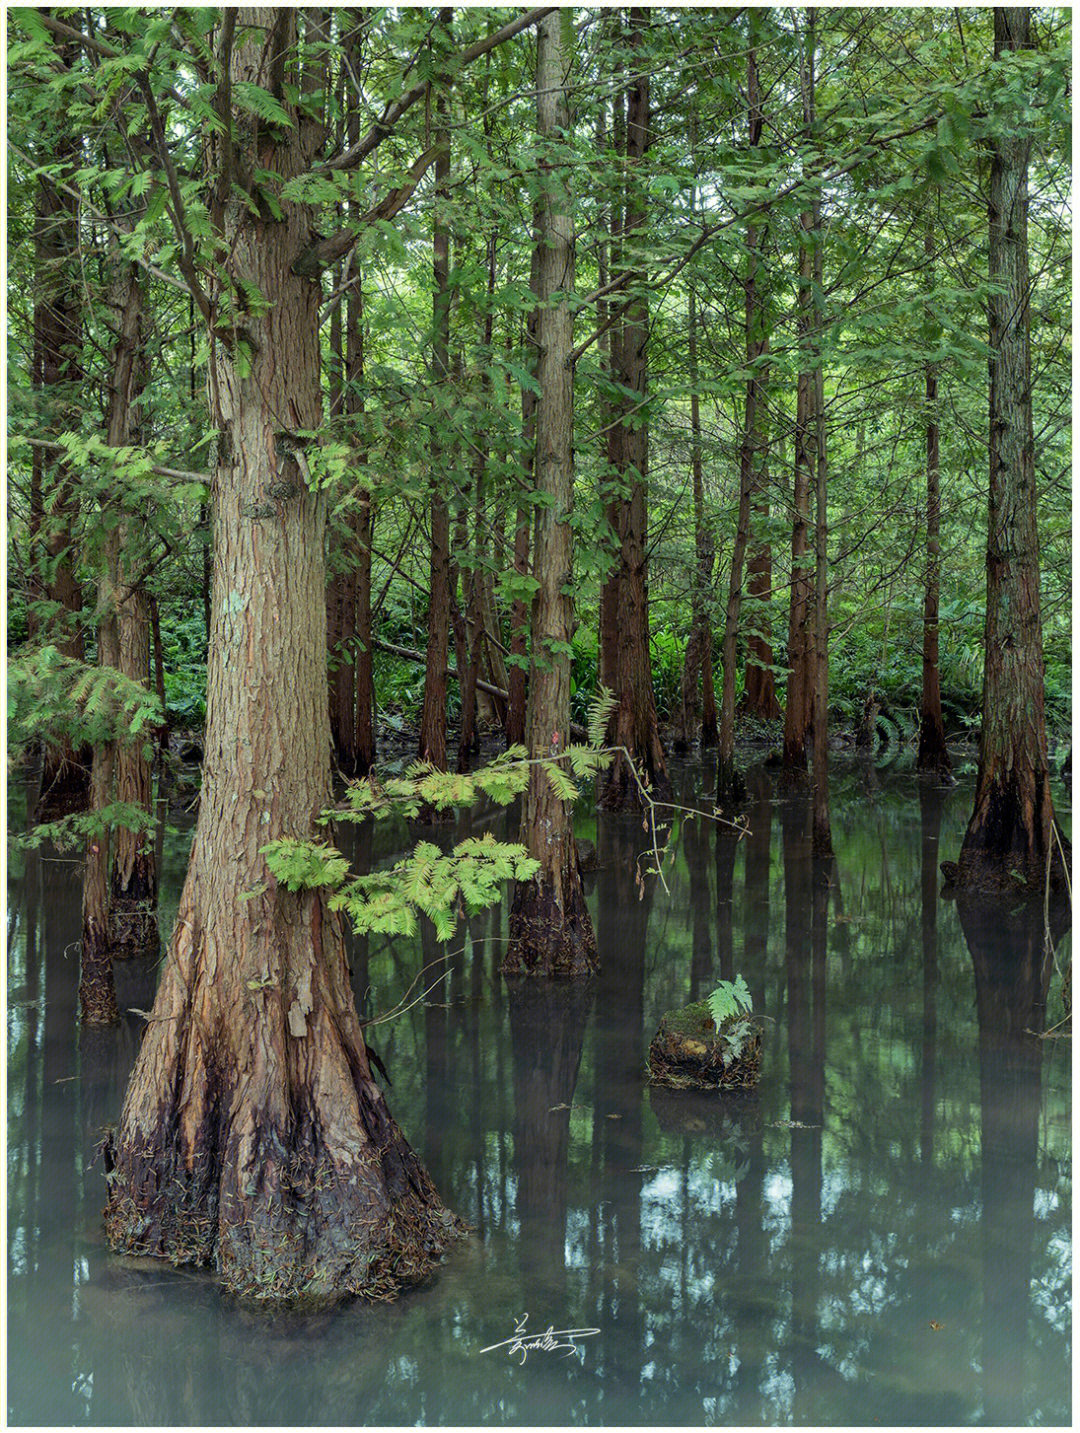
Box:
(261, 693), (618, 942)
(707, 973), (753, 1028)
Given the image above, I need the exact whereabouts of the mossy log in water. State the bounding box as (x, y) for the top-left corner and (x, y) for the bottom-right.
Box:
(647, 1000), (762, 1090)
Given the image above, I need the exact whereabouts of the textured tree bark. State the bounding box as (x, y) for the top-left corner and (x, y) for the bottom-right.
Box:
(504, 9), (597, 977)
(105, 10), (462, 1303)
(916, 217), (951, 775)
(955, 8), (1067, 894)
(601, 10), (670, 810)
(506, 231), (542, 750)
(112, 569), (158, 956)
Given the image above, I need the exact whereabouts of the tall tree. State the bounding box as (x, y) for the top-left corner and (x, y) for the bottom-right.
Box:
(601, 9), (670, 809)
(954, 7), (1065, 893)
(417, 10), (454, 793)
(916, 212), (951, 775)
(503, 8), (597, 977)
(105, 9), (467, 1301)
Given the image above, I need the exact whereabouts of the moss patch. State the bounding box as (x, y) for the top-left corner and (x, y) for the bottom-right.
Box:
(647, 1000), (762, 1090)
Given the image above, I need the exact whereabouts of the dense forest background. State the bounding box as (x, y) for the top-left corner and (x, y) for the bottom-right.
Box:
(5, 5), (1071, 1307)
(8, 6), (1071, 766)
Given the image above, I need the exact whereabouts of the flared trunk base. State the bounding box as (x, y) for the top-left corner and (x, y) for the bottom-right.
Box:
(503, 869), (598, 977)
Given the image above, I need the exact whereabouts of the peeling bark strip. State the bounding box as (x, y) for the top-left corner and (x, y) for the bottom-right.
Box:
(105, 10), (463, 1304)
(954, 7), (1066, 895)
(503, 9), (597, 978)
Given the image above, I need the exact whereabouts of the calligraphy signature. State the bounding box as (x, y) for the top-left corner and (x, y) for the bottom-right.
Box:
(478, 1313), (600, 1365)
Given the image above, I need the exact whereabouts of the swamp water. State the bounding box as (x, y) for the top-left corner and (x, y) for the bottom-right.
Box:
(7, 757), (1071, 1426)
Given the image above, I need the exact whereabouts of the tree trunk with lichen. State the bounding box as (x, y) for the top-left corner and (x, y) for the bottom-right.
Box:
(954, 8), (1067, 895)
(504, 9), (597, 977)
(104, 10), (462, 1304)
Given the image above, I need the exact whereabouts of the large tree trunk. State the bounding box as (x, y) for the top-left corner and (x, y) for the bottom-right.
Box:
(955, 8), (1066, 894)
(601, 10), (670, 810)
(105, 10), (461, 1303)
(916, 216), (951, 775)
(504, 10), (597, 977)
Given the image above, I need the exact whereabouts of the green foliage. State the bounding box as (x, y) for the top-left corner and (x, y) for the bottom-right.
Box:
(8, 645), (160, 767)
(16, 801), (157, 853)
(707, 974), (753, 1029)
(707, 975), (755, 1069)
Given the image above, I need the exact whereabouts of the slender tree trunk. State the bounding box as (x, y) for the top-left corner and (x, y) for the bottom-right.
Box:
(741, 29), (780, 726)
(677, 118), (716, 752)
(781, 24), (817, 780)
(80, 539), (121, 1027)
(418, 16), (453, 792)
(105, 10), (461, 1302)
(917, 216), (951, 775)
(348, 276), (375, 776)
(504, 10), (597, 977)
(149, 594), (169, 768)
(326, 265), (357, 770)
(34, 51), (90, 814)
(954, 7), (1066, 894)
(599, 81), (623, 711)
(81, 249), (148, 1019)
(506, 241), (541, 749)
(601, 9), (670, 810)
(112, 569), (159, 954)
(807, 12), (832, 858)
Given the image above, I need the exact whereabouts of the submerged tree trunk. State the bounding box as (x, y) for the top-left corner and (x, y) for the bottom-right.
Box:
(504, 10), (597, 977)
(105, 10), (462, 1303)
(917, 216), (951, 775)
(601, 10), (670, 810)
(955, 7), (1066, 894)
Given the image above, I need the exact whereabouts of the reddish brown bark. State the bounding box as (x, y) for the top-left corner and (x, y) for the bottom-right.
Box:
(955, 8), (1066, 895)
(105, 10), (461, 1303)
(504, 11), (597, 975)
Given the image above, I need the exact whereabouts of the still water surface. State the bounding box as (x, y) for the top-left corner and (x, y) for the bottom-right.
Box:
(7, 757), (1071, 1425)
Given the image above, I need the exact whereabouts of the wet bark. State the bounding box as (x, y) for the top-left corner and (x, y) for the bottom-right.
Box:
(504, 10), (597, 977)
(105, 10), (462, 1304)
(955, 8), (1067, 894)
(917, 218), (951, 775)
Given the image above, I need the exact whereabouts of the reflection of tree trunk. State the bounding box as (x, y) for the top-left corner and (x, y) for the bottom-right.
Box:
(715, 827), (739, 984)
(783, 793), (825, 1419)
(958, 893), (1064, 1427)
(508, 982), (592, 1286)
(918, 780), (945, 1163)
(594, 811), (651, 1389)
(743, 765), (773, 1013)
(685, 814), (713, 1002)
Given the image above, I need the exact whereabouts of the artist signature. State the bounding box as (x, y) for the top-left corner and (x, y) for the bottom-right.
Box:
(478, 1313), (600, 1365)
